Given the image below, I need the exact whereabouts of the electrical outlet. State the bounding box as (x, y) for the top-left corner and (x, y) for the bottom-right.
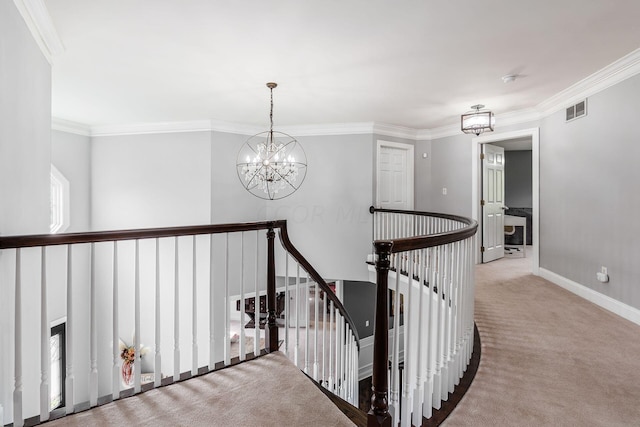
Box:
(365, 320), (369, 327)
(597, 266), (609, 283)
(442, 187), (447, 195)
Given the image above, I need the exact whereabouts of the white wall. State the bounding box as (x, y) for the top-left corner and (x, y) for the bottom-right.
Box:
(0, 1), (52, 424)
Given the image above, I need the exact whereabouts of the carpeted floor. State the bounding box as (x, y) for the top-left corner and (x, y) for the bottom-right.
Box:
(44, 351), (355, 427)
(444, 250), (640, 426)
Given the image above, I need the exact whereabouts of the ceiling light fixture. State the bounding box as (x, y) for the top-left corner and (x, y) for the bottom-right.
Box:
(236, 82), (307, 200)
(501, 74), (517, 83)
(461, 104), (495, 136)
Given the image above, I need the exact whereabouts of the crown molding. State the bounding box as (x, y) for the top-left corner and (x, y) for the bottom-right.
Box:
(52, 118), (91, 136)
(372, 123), (419, 140)
(537, 48), (640, 117)
(13, 0), (64, 64)
(91, 120), (214, 137)
(280, 122), (375, 137)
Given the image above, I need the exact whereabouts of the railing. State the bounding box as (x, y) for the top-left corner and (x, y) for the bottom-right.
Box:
(0, 221), (359, 427)
(367, 207), (478, 427)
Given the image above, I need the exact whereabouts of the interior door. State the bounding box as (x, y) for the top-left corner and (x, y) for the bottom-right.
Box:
(482, 144), (506, 263)
(377, 142), (414, 210)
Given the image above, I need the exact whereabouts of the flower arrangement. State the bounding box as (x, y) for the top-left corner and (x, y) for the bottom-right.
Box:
(119, 336), (149, 387)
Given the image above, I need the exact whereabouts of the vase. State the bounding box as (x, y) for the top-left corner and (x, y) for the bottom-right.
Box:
(121, 361), (134, 387)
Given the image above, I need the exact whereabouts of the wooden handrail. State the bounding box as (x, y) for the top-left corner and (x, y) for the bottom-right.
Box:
(0, 221), (287, 249)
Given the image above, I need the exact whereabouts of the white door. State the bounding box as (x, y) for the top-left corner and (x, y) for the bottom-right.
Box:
(482, 144), (506, 263)
(377, 141), (414, 210)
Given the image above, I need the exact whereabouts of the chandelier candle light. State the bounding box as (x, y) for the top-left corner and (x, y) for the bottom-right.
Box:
(236, 82), (307, 200)
(461, 104), (495, 136)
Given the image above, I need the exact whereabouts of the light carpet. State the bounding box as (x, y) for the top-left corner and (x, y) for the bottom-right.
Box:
(444, 251), (640, 426)
(45, 351), (354, 427)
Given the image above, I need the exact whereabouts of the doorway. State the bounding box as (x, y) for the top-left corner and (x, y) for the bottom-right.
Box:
(376, 140), (414, 209)
(471, 128), (539, 274)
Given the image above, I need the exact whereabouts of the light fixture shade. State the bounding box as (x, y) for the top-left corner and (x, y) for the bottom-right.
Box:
(236, 130), (307, 200)
(461, 104), (495, 136)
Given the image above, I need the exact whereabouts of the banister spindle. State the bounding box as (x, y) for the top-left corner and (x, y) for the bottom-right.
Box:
(14, 249), (23, 427)
(254, 231), (260, 356)
(224, 234), (231, 366)
(192, 235), (198, 375)
(112, 242), (120, 399)
(40, 247), (50, 421)
(90, 243), (99, 404)
(265, 227), (278, 352)
(368, 241), (392, 427)
(134, 240), (141, 393)
(208, 235), (215, 371)
(65, 245), (74, 414)
(239, 233), (246, 361)
(156, 238), (162, 387)
(174, 237), (180, 381)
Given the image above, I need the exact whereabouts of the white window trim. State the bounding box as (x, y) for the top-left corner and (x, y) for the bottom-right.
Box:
(50, 165), (70, 233)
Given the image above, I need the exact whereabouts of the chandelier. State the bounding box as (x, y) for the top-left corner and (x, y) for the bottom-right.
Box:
(461, 104), (495, 136)
(236, 83), (307, 200)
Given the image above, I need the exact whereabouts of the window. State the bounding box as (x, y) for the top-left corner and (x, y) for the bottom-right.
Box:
(50, 323), (66, 410)
(50, 165), (70, 233)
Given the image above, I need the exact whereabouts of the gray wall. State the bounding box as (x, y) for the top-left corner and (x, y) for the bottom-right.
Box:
(90, 131), (373, 281)
(540, 73), (640, 310)
(343, 281), (376, 338)
(428, 133), (473, 217)
(505, 150), (532, 209)
(0, 2), (52, 423)
(415, 139), (432, 211)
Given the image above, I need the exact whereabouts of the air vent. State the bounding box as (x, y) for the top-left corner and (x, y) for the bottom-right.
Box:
(566, 99), (587, 122)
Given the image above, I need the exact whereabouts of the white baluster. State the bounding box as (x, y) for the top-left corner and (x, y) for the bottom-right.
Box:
(424, 247), (436, 418)
(174, 237), (180, 381)
(155, 238), (162, 387)
(40, 247), (50, 421)
(322, 289), (327, 387)
(90, 243), (99, 404)
(413, 248), (426, 426)
(239, 233), (245, 361)
(208, 235), (215, 371)
(304, 273), (310, 374)
(65, 245), (74, 414)
(284, 255), (290, 356)
(402, 251), (414, 427)
(224, 235), (231, 366)
(14, 249), (23, 427)
(313, 282), (319, 381)
(112, 242), (120, 399)
(134, 240), (141, 393)
(328, 301), (334, 391)
(192, 236), (198, 376)
(432, 246), (443, 409)
(254, 231), (259, 357)
(294, 263), (300, 368)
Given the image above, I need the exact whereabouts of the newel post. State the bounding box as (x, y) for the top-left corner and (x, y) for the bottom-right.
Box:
(368, 241), (393, 427)
(265, 227), (278, 352)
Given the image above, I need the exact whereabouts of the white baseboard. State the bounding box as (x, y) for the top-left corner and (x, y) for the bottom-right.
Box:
(539, 268), (640, 326)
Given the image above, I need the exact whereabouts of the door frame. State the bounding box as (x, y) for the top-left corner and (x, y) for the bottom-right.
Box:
(471, 128), (540, 275)
(376, 140), (414, 209)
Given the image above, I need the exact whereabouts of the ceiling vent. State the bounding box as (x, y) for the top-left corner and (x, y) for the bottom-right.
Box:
(566, 99), (587, 122)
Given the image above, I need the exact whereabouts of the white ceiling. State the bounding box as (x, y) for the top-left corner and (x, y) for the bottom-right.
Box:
(46, 0), (640, 131)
